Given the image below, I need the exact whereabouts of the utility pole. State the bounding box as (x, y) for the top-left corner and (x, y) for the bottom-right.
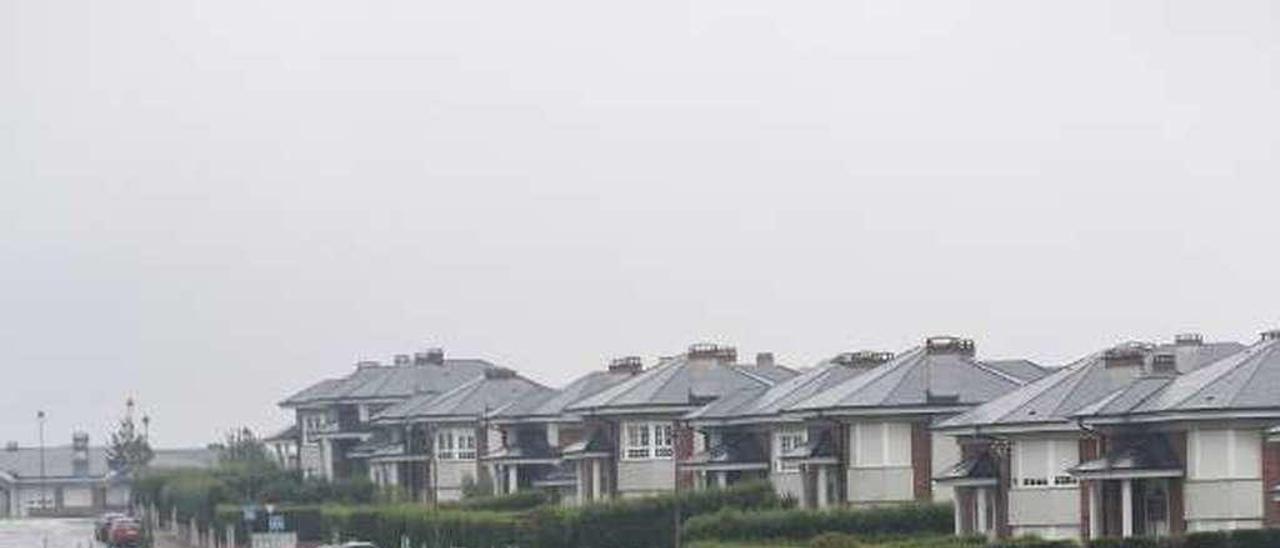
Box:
(37, 410), (46, 513)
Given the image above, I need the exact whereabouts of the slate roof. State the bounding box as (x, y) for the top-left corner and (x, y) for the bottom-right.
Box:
(566, 351), (796, 414)
(489, 369), (640, 422)
(374, 369), (546, 422)
(984, 359), (1052, 382)
(1079, 335), (1280, 419)
(685, 354), (887, 423)
(0, 446), (112, 479)
(280, 359), (497, 407)
(789, 339), (1038, 413)
(938, 340), (1244, 432)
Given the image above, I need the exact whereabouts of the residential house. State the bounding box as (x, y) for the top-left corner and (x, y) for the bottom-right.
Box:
(1071, 331), (1280, 537)
(371, 367), (545, 502)
(563, 344), (796, 501)
(277, 348), (496, 481)
(0, 434), (217, 518)
(682, 351), (895, 503)
(934, 334), (1244, 540)
(786, 336), (1046, 510)
(482, 357), (643, 502)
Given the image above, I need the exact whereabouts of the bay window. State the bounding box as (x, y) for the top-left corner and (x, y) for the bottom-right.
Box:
(775, 429), (807, 472)
(436, 427), (477, 461)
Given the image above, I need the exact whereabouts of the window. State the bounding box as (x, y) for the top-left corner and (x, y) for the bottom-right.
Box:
(775, 429), (807, 472)
(302, 414), (325, 444)
(1189, 429), (1261, 480)
(624, 422), (674, 460)
(849, 422), (911, 467)
(1012, 439), (1077, 489)
(436, 428), (477, 461)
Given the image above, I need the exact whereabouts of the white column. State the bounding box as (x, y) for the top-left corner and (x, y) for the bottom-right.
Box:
(1121, 479), (1134, 537)
(591, 460), (603, 501)
(1089, 481), (1102, 539)
(321, 439), (335, 481)
(716, 471), (728, 488)
(575, 462), (586, 504)
(816, 466), (829, 508)
(954, 489), (965, 535)
(975, 487), (988, 535)
(508, 465), (519, 494)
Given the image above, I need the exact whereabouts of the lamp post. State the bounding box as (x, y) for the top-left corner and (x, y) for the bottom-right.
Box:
(36, 410), (46, 512)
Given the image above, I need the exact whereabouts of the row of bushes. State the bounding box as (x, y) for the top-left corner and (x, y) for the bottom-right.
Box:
(1087, 528), (1280, 548)
(682, 504), (953, 542)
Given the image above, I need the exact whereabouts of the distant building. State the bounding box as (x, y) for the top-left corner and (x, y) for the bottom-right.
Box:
(0, 433), (216, 518)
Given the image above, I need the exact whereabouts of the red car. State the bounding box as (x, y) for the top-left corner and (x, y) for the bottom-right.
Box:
(108, 517), (142, 547)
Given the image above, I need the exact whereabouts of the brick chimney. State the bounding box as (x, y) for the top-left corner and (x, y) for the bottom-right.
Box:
(414, 348), (446, 366)
(755, 352), (775, 368)
(834, 350), (895, 369)
(393, 354), (411, 366)
(1151, 353), (1178, 374)
(1262, 330), (1280, 342)
(687, 343), (737, 364)
(1103, 343), (1151, 368)
(1174, 333), (1204, 346)
(72, 432), (90, 477)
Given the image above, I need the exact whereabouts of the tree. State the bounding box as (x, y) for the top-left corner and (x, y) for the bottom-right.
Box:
(216, 427), (270, 464)
(106, 398), (154, 473)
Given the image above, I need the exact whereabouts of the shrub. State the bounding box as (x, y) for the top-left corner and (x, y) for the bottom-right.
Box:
(682, 503), (953, 543)
(445, 490), (556, 511)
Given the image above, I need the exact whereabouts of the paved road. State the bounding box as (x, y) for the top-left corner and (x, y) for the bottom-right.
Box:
(0, 518), (101, 548)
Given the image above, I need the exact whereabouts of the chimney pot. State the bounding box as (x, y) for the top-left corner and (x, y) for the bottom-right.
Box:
(1103, 343), (1152, 368)
(925, 336), (975, 356)
(687, 343), (737, 363)
(835, 350), (895, 368)
(608, 356), (644, 375)
(1174, 333), (1204, 346)
(1261, 330), (1280, 342)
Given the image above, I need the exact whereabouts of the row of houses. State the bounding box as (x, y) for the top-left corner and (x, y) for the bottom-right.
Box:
(273, 331), (1280, 541)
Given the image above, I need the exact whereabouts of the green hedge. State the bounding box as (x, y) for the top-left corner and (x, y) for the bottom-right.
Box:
(682, 503), (953, 543)
(444, 490), (556, 512)
(525, 481), (787, 548)
(1085, 529), (1280, 548)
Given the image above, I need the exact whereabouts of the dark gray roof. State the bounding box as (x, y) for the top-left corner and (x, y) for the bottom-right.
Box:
(789, 343), (1031, 413)
(1082, 336), (1280, 418)
(566, 354), (796, 413)
(939, 340), (1244, 431)
(374, 370), (546, 422)
(686, 355), (879, 422)
(983, 359), (1051, 382)
(0, 446), (112, 479)
(280, 360), (497, 406)
(489, 369), (640, 421)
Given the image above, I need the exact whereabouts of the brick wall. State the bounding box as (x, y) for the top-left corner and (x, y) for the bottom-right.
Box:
(911, 422), (933, 501)
(1169, 431), (1187, 535)
(1263, 438), (1280, 527)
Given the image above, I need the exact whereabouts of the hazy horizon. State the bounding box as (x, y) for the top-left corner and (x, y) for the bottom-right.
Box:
(4, 0), (1279, 447)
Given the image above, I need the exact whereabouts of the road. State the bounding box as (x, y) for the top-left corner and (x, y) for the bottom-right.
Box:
(0, 518), (100, 548)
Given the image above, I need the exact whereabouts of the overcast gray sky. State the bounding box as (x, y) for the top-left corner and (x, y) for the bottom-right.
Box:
(2, 0), (1278, 447)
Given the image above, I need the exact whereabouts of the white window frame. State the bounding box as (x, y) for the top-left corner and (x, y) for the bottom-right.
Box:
(623, 422), (674, 461)
(775, 429), (807, 472)
(1189, 428), (1261, 480)
(849, 422), (911, 468)
(1013, 438), (1078, 489)
(435, 427), (477, 461)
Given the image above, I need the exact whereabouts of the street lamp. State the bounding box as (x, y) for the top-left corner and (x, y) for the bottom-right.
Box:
(36, 410), (46, 512)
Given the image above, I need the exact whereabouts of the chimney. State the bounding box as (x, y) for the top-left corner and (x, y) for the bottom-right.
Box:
(1151, 353), (1178, 374)
(1262, 330), (1280, 342)
(755, 352), (775, 368)
(608, 356), (644, 375)
(72, 432), (90, 477)
(687, 343), (737, 364)
(393, 354), (411, 366)
(355, 360), (381, 370)
(925, 336), (975, 357)
(1103, 343), (1150, 368)
(4, 441), (17, 452)
(834, 351), (895, 369)
(1174, 333), (1204, 346)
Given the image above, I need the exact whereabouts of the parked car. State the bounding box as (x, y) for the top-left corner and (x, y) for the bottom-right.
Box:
(107, 517), (142, 547)
(95, 513), (128, 542)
